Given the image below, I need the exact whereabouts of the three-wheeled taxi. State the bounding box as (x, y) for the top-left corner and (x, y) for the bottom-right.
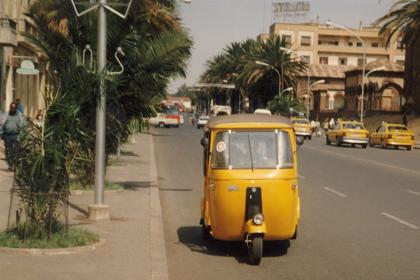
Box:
(200, 114), (303, 265)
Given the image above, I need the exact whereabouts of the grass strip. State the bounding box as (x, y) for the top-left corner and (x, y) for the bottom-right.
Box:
(0, 228), (99, 249)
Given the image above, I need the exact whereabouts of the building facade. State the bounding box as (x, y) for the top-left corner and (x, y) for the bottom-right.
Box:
(0, 0), (48, 116)
(344, 60), (404, 118)
(267, 22), (405, 120)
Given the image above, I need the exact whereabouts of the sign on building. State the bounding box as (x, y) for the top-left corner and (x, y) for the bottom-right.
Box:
(272, 1), (310, 22)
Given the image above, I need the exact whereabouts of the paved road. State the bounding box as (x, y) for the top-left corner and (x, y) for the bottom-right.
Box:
(153, 118), (420, 280)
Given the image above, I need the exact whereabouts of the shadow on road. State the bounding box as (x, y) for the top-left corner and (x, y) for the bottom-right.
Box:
(177, 226), (290, 264)
(116, 181), (154, 190)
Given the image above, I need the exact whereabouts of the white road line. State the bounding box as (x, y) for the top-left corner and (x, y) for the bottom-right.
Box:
(381, 212), (419, 230)
(298, 174), (305, 179)
(407, 189), (420, 196)
(323, 187), (347, 198)
(305, 146), (420, 177)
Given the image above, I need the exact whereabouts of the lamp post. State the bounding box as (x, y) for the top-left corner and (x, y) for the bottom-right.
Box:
(306, 80), (325, 119)
(70, 0), (133, 220)
(326, 20), (366, 122)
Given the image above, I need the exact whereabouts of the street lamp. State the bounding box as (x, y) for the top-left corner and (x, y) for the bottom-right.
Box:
(255, 60), (281, 96)
(326, 20), (366, 122)
(366, 66), (386, 77)
(306, 80), (325, 119)
(70, 0), (133, 220)
(281, 87), (294, 94)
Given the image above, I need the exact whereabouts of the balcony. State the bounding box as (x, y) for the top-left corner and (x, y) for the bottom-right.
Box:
(0, 18), (18, 47)
(317, 44), (391, 56)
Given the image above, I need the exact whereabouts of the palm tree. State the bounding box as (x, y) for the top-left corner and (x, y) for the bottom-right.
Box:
(7, 0), (192, 238)
(201, 36), (307, 112)
(374, 0), (420, 113)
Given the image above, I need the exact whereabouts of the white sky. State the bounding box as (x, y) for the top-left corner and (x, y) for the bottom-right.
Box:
(168, 0), (396, 93)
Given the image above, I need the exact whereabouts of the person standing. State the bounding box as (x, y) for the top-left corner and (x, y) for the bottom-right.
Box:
(1, 102), (25, 171)
(16, 98), (24, 115)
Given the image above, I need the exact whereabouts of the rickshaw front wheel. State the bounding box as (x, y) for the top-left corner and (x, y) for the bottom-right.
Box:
(248, 236), (263, 265)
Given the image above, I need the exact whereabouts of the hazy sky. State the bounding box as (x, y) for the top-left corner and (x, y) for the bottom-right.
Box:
(168, 0), (396, 93)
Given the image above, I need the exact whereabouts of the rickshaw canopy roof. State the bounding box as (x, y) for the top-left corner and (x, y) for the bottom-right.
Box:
(206, 114), (293, 129)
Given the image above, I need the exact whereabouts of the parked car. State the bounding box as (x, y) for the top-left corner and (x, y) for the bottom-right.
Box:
(196, 116), (210, 129)
(326, 121), (369, 148)
(291, 117), (312, 140)
(369, 123), (415, 150)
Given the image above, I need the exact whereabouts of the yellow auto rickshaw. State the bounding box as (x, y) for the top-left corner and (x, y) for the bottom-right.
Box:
(200, 114), (303, 265)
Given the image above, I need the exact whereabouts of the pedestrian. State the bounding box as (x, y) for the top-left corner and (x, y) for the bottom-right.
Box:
(0, 102), (25, 171)
(15, 98), (24, 114)
(315, 120), (321, 135)
(34, 110), (44, 128)
(329, 117), (336, 129)
(402, 112), (408, 127)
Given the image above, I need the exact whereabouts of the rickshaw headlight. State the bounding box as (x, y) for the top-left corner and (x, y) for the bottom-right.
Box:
(253, 213), (264, 225)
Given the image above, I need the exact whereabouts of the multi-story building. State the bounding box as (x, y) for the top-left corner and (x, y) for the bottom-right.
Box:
(270, 22), (405, 67)
(0, 0), (48, 116)
(266, 22), (405, 120)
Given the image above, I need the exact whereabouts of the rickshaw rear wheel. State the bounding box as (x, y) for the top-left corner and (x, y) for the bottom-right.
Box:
(248, 236), (263, 265)
(201, 224), (212, 240)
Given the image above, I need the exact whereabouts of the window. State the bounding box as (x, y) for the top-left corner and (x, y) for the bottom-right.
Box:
(396, 40), (404, 49)
(357, 42), (362, 47)
(211, 130), (293, 170)
(300, 36), (311, 46)
(328, 98), (335, 110)
(372, 42), (379, 48)
(396, 59), (405, 66)
(282, 35), (292, 47)
(338, 57), (347, 65)
(319, 56), (329, 65)
(300, 56), (310, 63)
(348, 42), (353, 47)
(357, 58), (365, 66)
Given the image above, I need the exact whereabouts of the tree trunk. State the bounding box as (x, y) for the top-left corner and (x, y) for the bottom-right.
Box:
(404, 38), (420, 113)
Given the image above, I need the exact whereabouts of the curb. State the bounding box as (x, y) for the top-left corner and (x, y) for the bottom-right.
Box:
(70, 189), (124, 196)
(0, 238), (105, 256)
(147, 134), (169, 280)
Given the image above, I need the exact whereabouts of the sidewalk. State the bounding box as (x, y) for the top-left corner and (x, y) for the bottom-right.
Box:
(0, 134), (168, 280)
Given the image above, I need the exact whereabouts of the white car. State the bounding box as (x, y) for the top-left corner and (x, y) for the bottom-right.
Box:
(196, 116), (210, 129)
(254, 109), (272, 115)
(149, 113), (179, 128)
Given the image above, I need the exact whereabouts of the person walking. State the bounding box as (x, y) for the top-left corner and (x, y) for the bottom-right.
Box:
(0, 102), (25, 171)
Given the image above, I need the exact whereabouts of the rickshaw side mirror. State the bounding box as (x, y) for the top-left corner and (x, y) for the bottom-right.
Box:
(296, 136), (304, 146)
(200, 137), (209, 148)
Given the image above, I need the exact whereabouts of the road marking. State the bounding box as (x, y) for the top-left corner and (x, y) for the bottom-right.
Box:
(298, 174), (305, 179)
(407, 189), (420, 196)
(324, 187), (347, 198)
(381, 212), (419, 230)
(305, 146), (420, 177)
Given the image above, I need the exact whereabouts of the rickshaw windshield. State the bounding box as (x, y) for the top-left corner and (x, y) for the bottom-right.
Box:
(211, 130), (293, 169)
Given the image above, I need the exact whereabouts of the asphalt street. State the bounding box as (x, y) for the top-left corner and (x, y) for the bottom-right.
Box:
(152, 116), (420, 280)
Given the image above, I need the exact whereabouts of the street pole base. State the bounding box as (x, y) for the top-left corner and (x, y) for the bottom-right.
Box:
(88, 204), (110, 221)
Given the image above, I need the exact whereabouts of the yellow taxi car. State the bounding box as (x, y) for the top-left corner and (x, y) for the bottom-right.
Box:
(326, 121), (369, 148)
(290, 117), (312, 140)
(369, 123), (415, 150)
